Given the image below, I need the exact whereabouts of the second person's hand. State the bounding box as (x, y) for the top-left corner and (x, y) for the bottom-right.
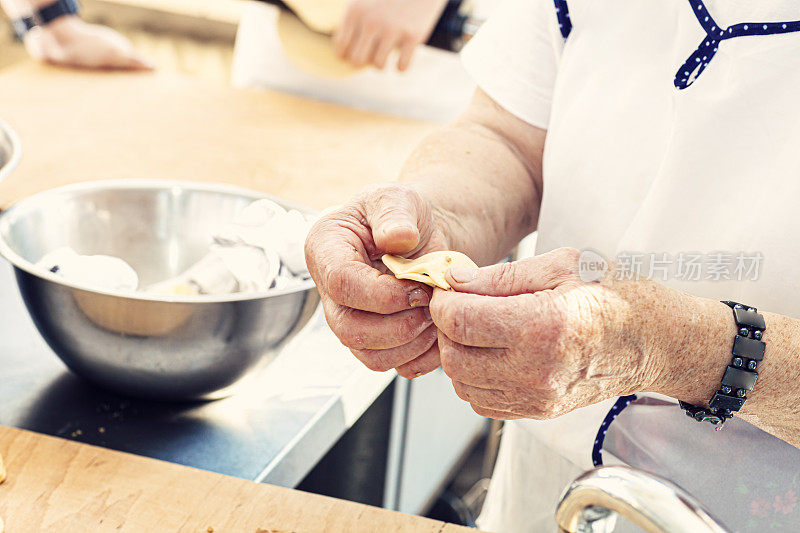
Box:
(24, 15), (154, 70)
(304, 184), (450, 378)
(333, 0), (449, 71)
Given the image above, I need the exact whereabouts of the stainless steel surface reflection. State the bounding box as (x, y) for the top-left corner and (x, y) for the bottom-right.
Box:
(555, 465), (729, 533)
(0, 180), (320, 400)
(0, 118), (21, 183)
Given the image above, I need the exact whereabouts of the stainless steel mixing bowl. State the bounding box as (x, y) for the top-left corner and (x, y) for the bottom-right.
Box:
(0, 180), (320, 400)
(0, 118), (21, 183)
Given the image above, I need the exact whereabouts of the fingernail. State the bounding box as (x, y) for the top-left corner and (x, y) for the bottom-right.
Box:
(385, 222), (416, 235)
(449, 267), (477, 283)
(408, 288), (430, 308)
(423, 307), (432, 322)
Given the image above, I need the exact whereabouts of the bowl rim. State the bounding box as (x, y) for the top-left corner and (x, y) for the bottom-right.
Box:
(0, 118), (22, 184)
(0, 179), (318, 303)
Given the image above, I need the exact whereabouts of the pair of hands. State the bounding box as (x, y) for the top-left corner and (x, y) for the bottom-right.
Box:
(333, 0), (449, 71)
(305, 184), (682, 420)
(25, 0), (444, 72)
(24, 15), (152, 71)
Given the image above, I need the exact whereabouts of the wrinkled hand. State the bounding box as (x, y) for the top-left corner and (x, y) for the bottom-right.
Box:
(305, 184), (450, 378)
(24, 16), (154, 70)
(333, 0), (449, 70)
(431, 248), (669, 420)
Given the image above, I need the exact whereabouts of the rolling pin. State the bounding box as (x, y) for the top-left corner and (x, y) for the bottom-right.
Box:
(255, 0), (483, 52)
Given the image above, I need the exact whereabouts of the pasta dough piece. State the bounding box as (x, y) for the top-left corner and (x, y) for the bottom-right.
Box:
(37, 247), (139, 292)
(281, 0), (347, 34)
(276, 10), (362, 78)
(382, 251), (478, 290)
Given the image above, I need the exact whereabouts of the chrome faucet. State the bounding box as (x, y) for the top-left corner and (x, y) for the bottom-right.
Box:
(555, 466), (729, 533)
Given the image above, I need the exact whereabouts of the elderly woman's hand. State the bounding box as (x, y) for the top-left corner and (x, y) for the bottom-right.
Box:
(304, 184), (451, 378)
(430, 247), (702, 420)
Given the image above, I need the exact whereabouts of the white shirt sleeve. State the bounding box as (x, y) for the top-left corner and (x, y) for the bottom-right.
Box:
(460, 0), (564, 129)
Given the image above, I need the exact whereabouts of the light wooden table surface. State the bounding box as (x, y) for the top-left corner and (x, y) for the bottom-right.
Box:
(0, 425), (472, 532)
(0, 63), (435, 210)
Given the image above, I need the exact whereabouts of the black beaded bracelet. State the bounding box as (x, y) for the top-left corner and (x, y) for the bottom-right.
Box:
(679, 301), (765, 428)
(11, 0), (80, 41)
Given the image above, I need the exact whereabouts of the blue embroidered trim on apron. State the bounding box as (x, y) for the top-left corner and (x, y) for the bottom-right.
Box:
(676, 0), (800, 88)
(553, 0), (572, 39)
(553, 0), (800, 89)
(592, 394), (637, 466)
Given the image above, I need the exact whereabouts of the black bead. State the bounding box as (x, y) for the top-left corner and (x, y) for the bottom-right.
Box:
(733, 335), (765, 361)
(733, 357), (743, 367)
(739, 327), (750, 337)
(722, 366), (758, 391)
(754, 330), (763, 340)
(748, 361), (758, 370)
(721, 385), (732, 394)
(733, 307), (766, 330)
(737, 389), (746, 398)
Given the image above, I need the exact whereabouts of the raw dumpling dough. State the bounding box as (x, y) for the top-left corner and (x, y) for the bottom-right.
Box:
(146, 245), (281, 296)
(37, 247), (139, 292)
(216, 199), (314, 277)
(281, 0), (347, 34)
(382, 251), (478, 290)
(276, 10), (362, 78)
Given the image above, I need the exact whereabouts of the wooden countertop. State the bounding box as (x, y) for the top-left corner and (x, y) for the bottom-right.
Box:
(0, 63), (436, 210)
(0, 426), (471, 532)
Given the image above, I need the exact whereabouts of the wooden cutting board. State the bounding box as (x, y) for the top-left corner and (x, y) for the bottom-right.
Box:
(0, 63), (436, 210)
(0, 426), (473, 532)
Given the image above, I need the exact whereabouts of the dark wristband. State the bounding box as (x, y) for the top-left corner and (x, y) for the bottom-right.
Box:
(679, 301), (766, 427)
(11, 0), (80, 41)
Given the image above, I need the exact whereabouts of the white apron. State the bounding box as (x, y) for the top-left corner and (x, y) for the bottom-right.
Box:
(231, 1), (497, 122)
(476, 1), (800, 531)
